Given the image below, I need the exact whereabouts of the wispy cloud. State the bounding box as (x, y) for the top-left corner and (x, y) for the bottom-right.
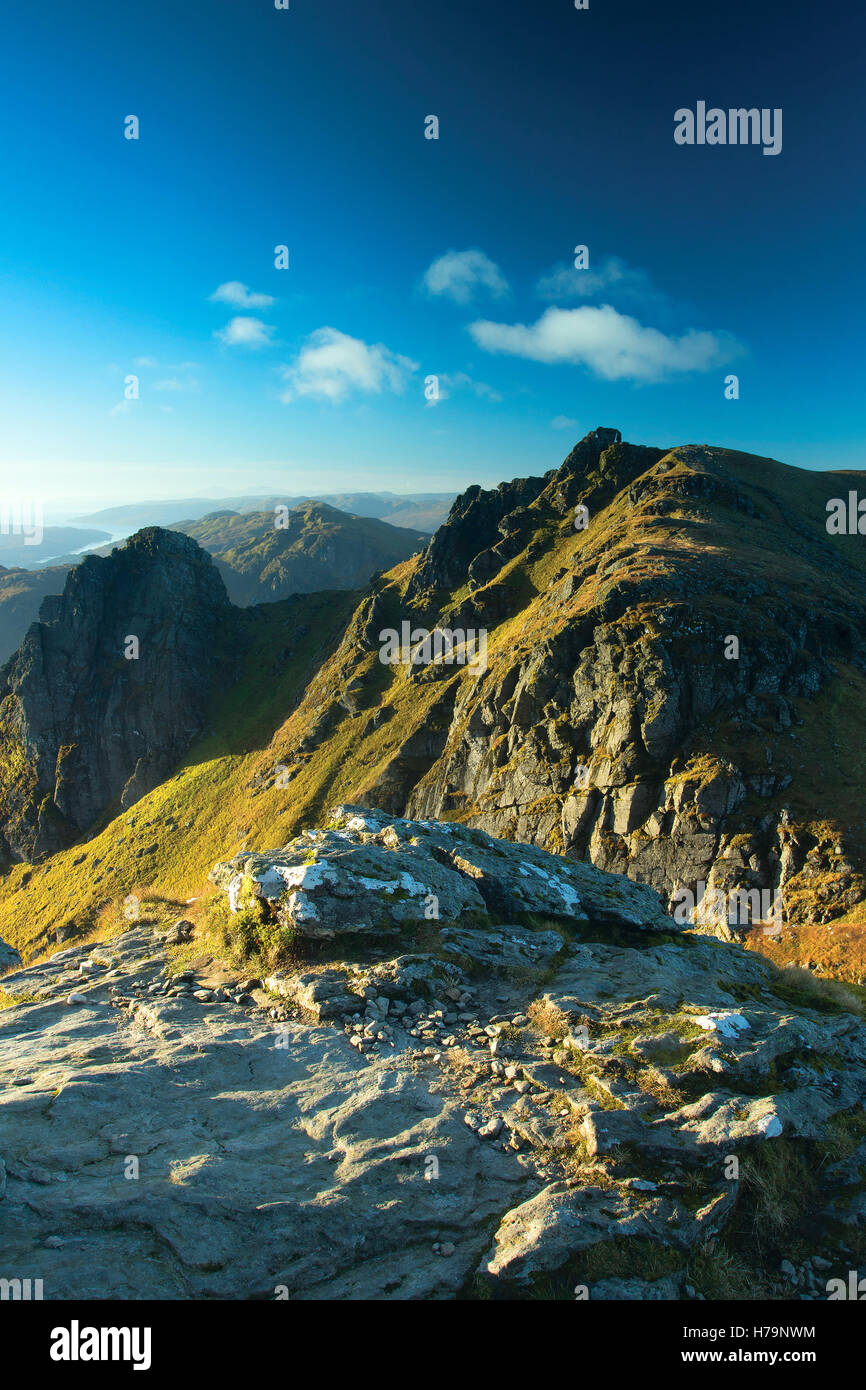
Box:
(535, 255), (663, 307)
(154, 375), (198, 392)
(469, 304), (743, 383)
(210, 281), (275, 309)
(215, 316), (275, 349)
(422, 249), (509, 305)
(426, 371), (503, 406)
(551, 414), (579, 430)
(280, 327), (418, 403)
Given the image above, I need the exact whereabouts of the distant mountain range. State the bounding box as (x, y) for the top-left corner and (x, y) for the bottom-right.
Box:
(72, 490), (456, 536)
(172, 500), (428, 606)
(0, 525), (110, 568)
(0, 564), (74, 664)
(0, 500), (434, 661)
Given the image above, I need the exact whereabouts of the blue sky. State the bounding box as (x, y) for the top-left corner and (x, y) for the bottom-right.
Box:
(0, 0), (863, 512)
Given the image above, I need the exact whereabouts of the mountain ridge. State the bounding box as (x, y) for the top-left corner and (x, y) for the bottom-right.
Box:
(0, 500), (430, 659)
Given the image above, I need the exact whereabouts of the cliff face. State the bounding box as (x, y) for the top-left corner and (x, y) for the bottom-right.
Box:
(0, 564), (71, 664)
(405, 427), (651, 601)
(0, 529), (231, 862)
(405, 440), (866, 932)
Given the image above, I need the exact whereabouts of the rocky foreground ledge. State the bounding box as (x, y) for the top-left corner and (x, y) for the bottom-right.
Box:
(1, 808), (865, 1300)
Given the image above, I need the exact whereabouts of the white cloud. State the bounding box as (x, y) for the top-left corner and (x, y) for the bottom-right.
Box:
(427, 371), (503, 406)
(422, 249), (509, 304)
(133, 355), (159, 368)
(280, 327), (418, 403)
(468, 304), (742, 383)
(536, 255), (662, 306)
(215, 316), (275, 349)
(551, 415), (579, 430)
(210, 281), (275, 309)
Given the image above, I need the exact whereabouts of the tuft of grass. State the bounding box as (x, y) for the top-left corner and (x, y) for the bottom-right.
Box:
(689, 1245), (772, 1301)
(527, 996), (569, 1040)
(635, 1066), (686, 1110)
(208, 895), (298, 975)
(816, 1108), (866, 1165)
(0, 986), (39, 1009)
(739, 1140), (818, 1240)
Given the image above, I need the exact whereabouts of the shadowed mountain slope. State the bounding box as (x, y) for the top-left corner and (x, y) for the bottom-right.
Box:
(242, 428), (866, 949)
(0, 564), (72, 664)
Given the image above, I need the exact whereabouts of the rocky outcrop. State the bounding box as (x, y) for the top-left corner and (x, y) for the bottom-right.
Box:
(209, 804), (679, 938)
(0, 529), (231, 863)
(1, 809), (865, 1300)
(406, 474), (554, 600)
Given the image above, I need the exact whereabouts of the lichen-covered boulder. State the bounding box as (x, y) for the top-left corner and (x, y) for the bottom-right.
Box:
(208, 804), (679, 939)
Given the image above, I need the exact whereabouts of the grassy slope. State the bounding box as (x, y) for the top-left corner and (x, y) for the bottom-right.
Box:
(0, 589), (358, 961)
(224, 444), (866, 863)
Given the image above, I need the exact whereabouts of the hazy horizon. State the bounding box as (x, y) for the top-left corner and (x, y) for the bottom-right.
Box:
(33, 429), (866, 529)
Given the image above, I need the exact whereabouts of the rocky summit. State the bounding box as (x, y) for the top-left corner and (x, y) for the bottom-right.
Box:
(0, 529), (231, 863)
(253, 428), (866, 953)
(1, 807), (865, 1301)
